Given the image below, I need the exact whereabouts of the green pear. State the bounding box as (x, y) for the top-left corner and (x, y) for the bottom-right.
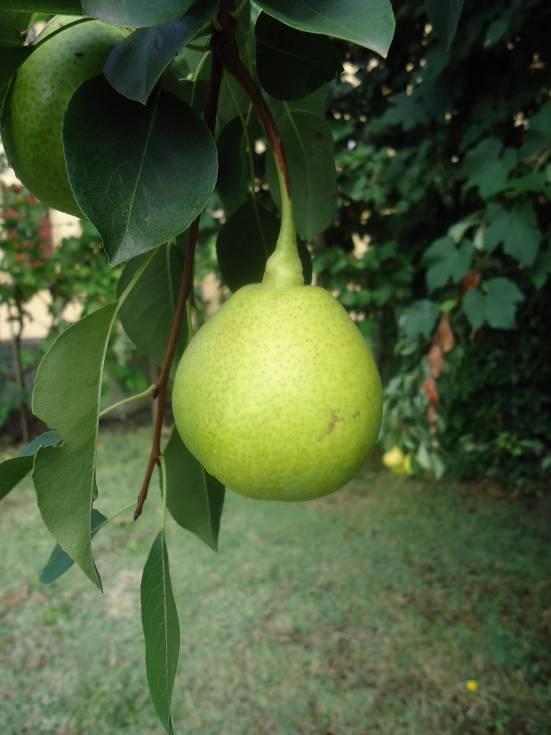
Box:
(173, 171), (382, 501)
(2, 18), (127, 216)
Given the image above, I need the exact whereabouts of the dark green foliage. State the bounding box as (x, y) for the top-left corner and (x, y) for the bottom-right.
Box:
(320, 0), (550, 490)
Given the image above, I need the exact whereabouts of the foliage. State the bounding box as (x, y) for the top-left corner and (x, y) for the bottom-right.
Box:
(319, 0), (550, 491)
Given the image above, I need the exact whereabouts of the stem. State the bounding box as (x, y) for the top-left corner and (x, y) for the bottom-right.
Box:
(99, 384), (156, 419)
(134, 42), (224, 522)
(216, 1), (303, 288)
(160, 454), (169, 531)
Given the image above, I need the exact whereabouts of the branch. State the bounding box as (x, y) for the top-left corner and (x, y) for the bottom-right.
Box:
(134, 46), (224, 522)
(215, 1), (292, 196)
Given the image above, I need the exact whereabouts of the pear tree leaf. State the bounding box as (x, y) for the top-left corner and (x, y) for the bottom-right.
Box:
(82, 0), (194, 28)
(423, 236), (473, 291)
(104, 0), (217, 104)
(217, 117), (255, 217)
(425, 0), (464, 48)
(141, 531), (180, 735)
(256, 0), (395, 58)
(165, 429), (225, 551)
(255, 12), (342, 100)
(399, 300), (439, 342)
(266, 110), (337, 240)
(32, 304), (119, 589)
(39, 508), (107, 584)
(0, 431), (61, 502)
(1, 1), (81, 13)
(484, 202), (541, 266)
(118, 238), (187, 366)
(63, 77), (218, 266)
(216, 198), (312, 291)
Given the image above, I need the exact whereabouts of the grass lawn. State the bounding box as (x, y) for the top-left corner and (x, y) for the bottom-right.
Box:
(1, 426), (550, 734)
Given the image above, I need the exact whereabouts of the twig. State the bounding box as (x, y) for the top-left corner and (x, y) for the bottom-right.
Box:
(134, 40), (224, 521)
(215, 0), (292, 196)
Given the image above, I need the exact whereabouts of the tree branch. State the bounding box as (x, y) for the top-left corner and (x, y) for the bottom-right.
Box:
(133, 44), (224, 521)
(215, 0), (292, 196)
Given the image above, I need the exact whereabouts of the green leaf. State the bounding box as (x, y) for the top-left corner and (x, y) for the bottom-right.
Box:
(266, 110), (336, 240)
(484, 278), (524, 329)
(216, 199), (312, 291)
(425, 0), (464, 48)
(255, 12), (342, 100)
(462, 288), (485, 330)
(462, 138), (517, 199)
(82, 0), (194, 28)
(141, 531), (180, 735)
(256, 0), (395, 58)
(484, 202), (541, 266)
(165, 429), (224, 551)
(0, 431), (61, 502)
(63, 77), (218, 266)
(217, 117), (254, 217)
(528, 245), (551, 290)
(104, 0), (216, 104)
(118, 239), (187, 366)
(1, 0), (81, 13)
(39, 508), (107, 584)
(32, 304), (119, 589)
(423, 236), (473, 291)
(463, 279), (524, 330)
(399, 300), (439, 342)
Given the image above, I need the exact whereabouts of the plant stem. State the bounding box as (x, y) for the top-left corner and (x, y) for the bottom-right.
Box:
(215, 1), (303, 287)
(160, 455), (169, 531)
(99, 384), (156, 419)
(133, 39), (224, 522)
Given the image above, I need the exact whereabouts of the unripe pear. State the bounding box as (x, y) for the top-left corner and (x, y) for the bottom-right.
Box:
(173, 174), (382, 501)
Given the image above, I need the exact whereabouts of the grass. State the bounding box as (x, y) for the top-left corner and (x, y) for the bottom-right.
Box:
(1, 427), (550, 734)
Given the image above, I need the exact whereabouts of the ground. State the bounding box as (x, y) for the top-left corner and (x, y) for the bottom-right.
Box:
(0, 427), (550, 735)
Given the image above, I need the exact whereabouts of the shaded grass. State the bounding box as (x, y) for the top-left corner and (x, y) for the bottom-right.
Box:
(1, 427), (550, 734)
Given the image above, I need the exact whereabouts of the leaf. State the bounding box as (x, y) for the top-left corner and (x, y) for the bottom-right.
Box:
(217, 117), (254, 217)
(462, 138), (517, 199)
(266, 110), (336, 240)
(423, 236), (473, 291)
(141, 532), (180, 735)
(39, 508), (107, 584)
(1, 0), (81, 13)
(528, 245), (551, 290)
(165, 429), (224, 551)
(0, 431), (61, 502)
(255, 12), (342, 100)
(0, 46), (32, 87)
(118, 239), (187, 366)
(462, 288), (485, 330)
(425, 0), (464, 48)
(484, 278), (524, 330)
(216, 199), (312, 291)
(104, 0), (216, 104)
(63, 77), (218, 266)
(462, 279), (524, 330)
(256, 0), (395, 58)
(32, 304), (118, 589)
(484, 202), (541, 266)
(399, 300), (439, 342)
(82, 0), (194, 28)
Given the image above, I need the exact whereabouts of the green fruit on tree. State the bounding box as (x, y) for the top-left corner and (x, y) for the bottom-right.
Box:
(173, 171), (383, 502)
(1, 18), (127, 216)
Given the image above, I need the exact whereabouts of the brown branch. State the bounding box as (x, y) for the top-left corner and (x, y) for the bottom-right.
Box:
(133, 42), (224, 521)
(215, 1), (292, 196)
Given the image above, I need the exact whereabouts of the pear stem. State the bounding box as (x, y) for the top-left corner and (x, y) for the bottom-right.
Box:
(216, 2), (303, 288)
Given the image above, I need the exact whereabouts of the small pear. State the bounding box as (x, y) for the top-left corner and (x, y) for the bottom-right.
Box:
(173, 172), (382, 501)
